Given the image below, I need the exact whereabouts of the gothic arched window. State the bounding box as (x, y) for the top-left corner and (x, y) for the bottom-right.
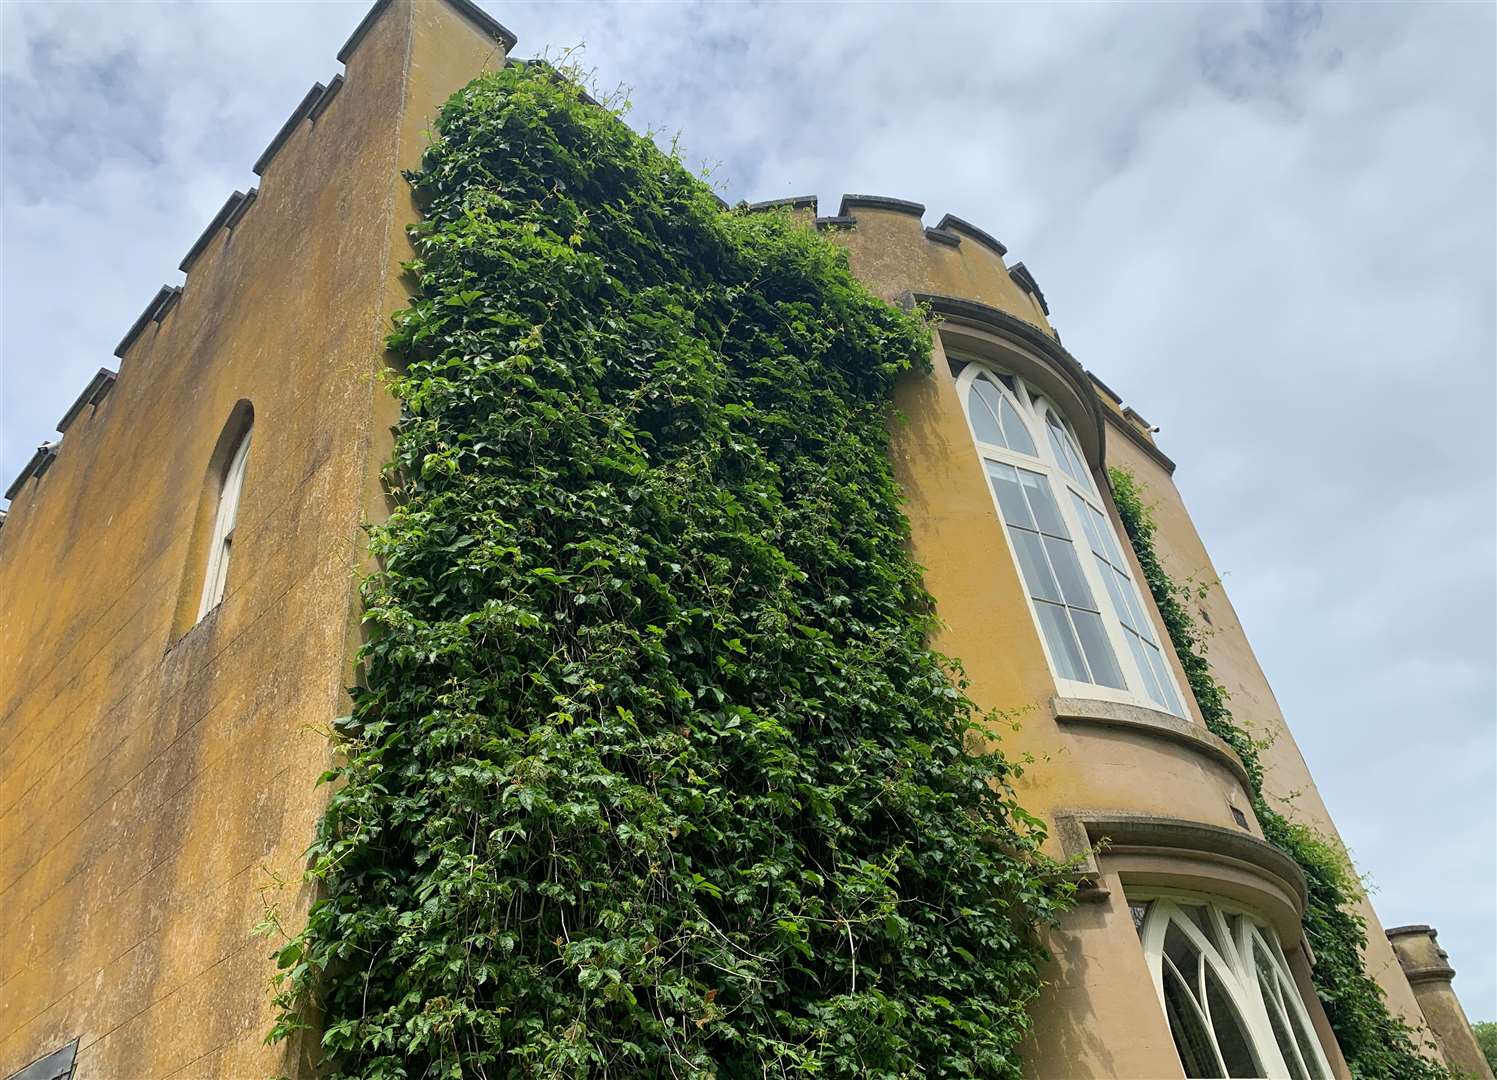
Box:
(957, 359), (1185, 714)
(197, 418), (252, 619)
(1133, 897), (1333, 1080)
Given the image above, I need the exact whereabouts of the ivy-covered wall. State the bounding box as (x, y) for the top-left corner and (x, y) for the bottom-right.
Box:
(1110, 468), (1452, 1080)
(271, 64), (1068, 1078)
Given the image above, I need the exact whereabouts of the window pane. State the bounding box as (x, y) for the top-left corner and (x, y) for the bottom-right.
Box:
(1072, 491), (1108, 557)
(999, 396), (1038, 456)
(1116, 571), (1152, 641)
(1127, 632), (1168, 708)
(1011, 528), (1062, 603)
(968, 379), (1006, 446)
(1018, 469), (1067, 537)
(1287, 989), (1329, 1080)
(1072, 609), (1126, 689)
(1203, 964), (1261, 1078)
(1044, 536), (1094, 609)
(986, 461), (1034, 530)
(1162, 962), (1220, 1078)
(1035, 601), (1089, 682)
(1100, 560), (1138, 632)
(1254, 948), (1310, 1080)
(1145, 643), (1186, 716)
(1089, 501), (1126, 565)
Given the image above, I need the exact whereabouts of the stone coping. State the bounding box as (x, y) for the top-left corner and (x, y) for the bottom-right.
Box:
(252, 82), (325, 177)
(838, 193), (926, 218)
(1385, 924), (1435, 938)
(339, 0), (517, 63)
(1053, 811), (1310, 924)
(901, 290), (1104, 467)
(934, 213), (1007, 256)
(1052, 695), (1253, 792)
(56, 369), (117, 433)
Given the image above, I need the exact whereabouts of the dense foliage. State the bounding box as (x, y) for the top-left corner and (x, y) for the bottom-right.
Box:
(1473, 1020), (1497, 1073)
(270, 63), (1067, 1078)
(1109, 467), (1452, 1080)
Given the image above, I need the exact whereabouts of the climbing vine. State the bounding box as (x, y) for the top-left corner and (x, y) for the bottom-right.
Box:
(269, 63), (1068, 1078)
(1109, 467), (1452, 1080)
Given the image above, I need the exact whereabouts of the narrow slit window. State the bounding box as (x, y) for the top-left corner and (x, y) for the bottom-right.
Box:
(198, 426), (252, 619)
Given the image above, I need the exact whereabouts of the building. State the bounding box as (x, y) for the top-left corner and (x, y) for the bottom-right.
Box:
(0, 2), (1488, 1077)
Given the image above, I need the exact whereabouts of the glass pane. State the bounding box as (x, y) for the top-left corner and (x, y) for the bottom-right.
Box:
(1128, 633), (1169, 709)
(1046, 421), (1081, 485)
(1072, 491), (1108, 557)
(1011, 528), (1062, 603)
(1062, 420), (1094, 492)
(1164, 922), (1201, 992)
(1044, 536), (1094, 609)
(1130, 901), (1152, 934)
(1035, 601), (1089, 682)
(1072, 608), (1127, 689)
(1203, 963), (1261, 1078)
(968, 379), (1006, 446)
(1101, 561), (1138, 632)
(1018, 469), (1067, 537)
(1287, 988), (1329, 1080)
(1117, 572), (1153, 642)
(1162, 962), (1220, 1078)
(1254, 947), (1308, 1080)
(1089, 501), (1126, 565)
(986, 461), (1034, 529)
(1146, 643), (1186, 716)
(995, 372), (1017, 392)
(1000, 396), (1038, 456)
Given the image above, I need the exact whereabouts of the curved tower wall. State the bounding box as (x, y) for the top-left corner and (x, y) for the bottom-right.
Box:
(1387, 926), (1495, 1078)
(805, 197), (1414, 1077)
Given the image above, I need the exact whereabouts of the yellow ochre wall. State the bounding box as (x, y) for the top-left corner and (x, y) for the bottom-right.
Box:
(0, 3), (507, 1076)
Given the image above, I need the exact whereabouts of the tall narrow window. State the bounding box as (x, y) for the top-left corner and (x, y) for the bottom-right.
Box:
(198, 424), (252, 618)
(957, 358), (1188, 715)
(1134, 897), (1333, 1080)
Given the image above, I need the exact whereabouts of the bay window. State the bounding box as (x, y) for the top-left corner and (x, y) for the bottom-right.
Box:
(956, 359), (1186, 715)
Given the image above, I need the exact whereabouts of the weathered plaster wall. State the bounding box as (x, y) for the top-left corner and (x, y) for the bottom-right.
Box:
(0, 4), (507, 1077)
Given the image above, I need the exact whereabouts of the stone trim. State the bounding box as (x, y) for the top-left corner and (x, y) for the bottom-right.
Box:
(308, 73), (346, 122)
(180, 191), (249, 272)
(934, 213), (1007, 257)
(114, 285), (177, 359)
(1400, 962), (1457, 985)
(1052, 696), (1253, 792)
(1087, 370), (1123, 405)
(252, 82), (325, 177)
(1385, 924), (1435, 937)
(224, 187), (258, 231)
(338, 0), (517, 64)
(4, 441), (60, 502)
(56, 369), (118, 433)
(745, 195), (817, 213)
(1103, 408), (1177, 476)
(923, 226), (960, 247)
(5, 1038), (78, 1080)
(814, 215), (856, 230)
(1008, 261), (1050, 315)
(1054, 811), (1310, 916)
(837, 193), (925, 218)
(902, 290), (1105, 467)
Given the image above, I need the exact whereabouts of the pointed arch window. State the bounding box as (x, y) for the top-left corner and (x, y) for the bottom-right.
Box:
(1134, 898), (1333, 1080)
(957, 359), (1186, 714)
(198, 423), (252, 619)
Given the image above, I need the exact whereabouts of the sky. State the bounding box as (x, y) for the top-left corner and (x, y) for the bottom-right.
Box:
(2, 0), (1493, 1024)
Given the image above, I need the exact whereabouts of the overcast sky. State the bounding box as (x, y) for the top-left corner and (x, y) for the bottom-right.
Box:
(2, 0), (1493, 1023)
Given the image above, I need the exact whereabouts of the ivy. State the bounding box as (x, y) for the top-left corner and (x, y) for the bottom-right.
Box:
(1109, 467), (1452, 1080)
(269, 63), (1068, 1078)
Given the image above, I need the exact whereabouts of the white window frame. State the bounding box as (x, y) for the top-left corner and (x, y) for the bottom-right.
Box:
(955, 359), (1187, 715)
(197, 427), (252, 619)
(1134, 894), (1335, 1080)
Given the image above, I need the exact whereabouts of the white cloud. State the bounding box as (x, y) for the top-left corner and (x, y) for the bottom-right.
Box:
(2, 0), (1493, 1021)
